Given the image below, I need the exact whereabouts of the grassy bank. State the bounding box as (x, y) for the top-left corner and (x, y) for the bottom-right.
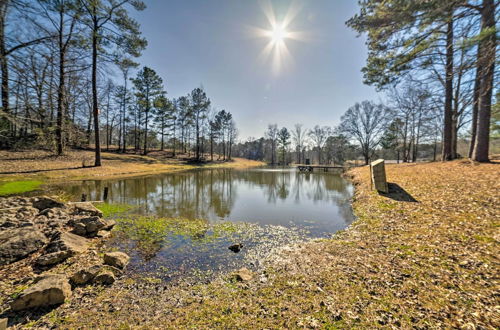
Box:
(0, 150), (264, 193)
(6, 160), (499, 328)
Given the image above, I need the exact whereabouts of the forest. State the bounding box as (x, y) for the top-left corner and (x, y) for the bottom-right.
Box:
(0, 0), (498, 167)
(0, 0), (238, 164)
(0, 1), (498, 329)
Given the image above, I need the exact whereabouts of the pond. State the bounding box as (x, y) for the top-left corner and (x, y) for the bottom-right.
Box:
(50, 167), (354, 282)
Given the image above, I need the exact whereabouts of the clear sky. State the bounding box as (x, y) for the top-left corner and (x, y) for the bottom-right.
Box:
(129, 0), (381, 140)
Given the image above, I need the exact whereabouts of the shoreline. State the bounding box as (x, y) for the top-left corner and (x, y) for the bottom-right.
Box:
(1, 160), (498, 328)
(0, 149), (265, 191)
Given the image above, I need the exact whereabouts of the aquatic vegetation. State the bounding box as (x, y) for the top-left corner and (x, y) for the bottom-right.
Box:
(0, 180), (43, 196)
(96, 203), (135, 218)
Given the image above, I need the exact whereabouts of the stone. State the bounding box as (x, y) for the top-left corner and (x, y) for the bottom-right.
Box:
(370, 159), (388, 193)
(93, 271), (116, 285)
(32, 196), (64, 211)
(71, 202), (103, 217)
(10, 274), (72, 311)
(231, 267), (253, 282)
(0, 318), (7, 330)
(228, 243), (243, 253)
(103, 252), (130, 269)
(50, 232), (89, 254)
(36, 251), (71, 266)
(71, 265), (101, 285)
(96, 230), (111, 238)
(72, 222), (87, 236)
(71, 265), (122, 286)
(102, 218), (116, 231)
(16, 206), (39, 218)
(0, 227), (48, 265)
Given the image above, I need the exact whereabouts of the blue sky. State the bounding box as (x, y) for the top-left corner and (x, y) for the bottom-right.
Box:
(129, 0), (381, 139)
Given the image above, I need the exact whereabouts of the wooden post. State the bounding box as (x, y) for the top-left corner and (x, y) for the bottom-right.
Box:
(370, 159), (388, 193)
(103, 187), (109, 201)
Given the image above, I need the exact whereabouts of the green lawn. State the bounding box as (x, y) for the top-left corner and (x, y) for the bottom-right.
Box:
(0, 180), (43, 196)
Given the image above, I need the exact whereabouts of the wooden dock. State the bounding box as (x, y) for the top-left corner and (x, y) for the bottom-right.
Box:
(294, 164), (346, 172)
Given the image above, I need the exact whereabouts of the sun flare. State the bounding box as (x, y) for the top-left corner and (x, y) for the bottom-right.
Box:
(250, 0), (307, 75)
(268, 23), (289, 43)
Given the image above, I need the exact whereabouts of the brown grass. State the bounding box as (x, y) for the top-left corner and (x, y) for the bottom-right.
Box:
(0, 149), (264, 183)
(4, 160), (499, 328)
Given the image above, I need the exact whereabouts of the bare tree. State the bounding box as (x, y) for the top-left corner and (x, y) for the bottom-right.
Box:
(265, 124), (278, 165)
(339, 101), (388, 165)
(308, 125), (331, 164)
(292, 123), (305, 164)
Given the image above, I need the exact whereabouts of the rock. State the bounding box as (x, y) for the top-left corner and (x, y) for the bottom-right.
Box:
(103, 252), (130, 269)
(96, 230), (111, 238)
(82, 216), (106, 234)
(102, 218), (116, 231)
(10, 274), (71, 311)
(71, 202), (103, 217)
(15, 206), (39, 219)
(37, 232), (89, 266)
(71, 265), (101, 285)
(0, 318), (7, 330)
(93, 271), (115, 285)
(71, 216), (108, 236)
(36, 251), (71, 266)
(72, 222), (87, 236)
(71, 265), (122, 286)
(231, 267), (253, 282)
(0, 227), (48, 265)
(228, 243), (243, 253)
(50, 232), (89, 254)
(32, 196), (64, 211)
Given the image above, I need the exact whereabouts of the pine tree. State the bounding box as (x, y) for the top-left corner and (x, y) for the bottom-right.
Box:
(132, 66), (164, 155)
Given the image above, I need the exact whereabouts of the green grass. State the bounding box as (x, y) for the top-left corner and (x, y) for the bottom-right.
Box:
(95, 203), (135, 217)
(0, 180), (43, 196)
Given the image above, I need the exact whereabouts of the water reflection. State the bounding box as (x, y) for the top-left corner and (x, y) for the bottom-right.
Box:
(55, 168), (354, 236)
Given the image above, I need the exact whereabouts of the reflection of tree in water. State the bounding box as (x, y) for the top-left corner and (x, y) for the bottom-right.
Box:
(56, 169), (353, 224)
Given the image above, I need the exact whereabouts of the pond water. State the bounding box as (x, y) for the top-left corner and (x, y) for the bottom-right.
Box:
(50, 168), (354, 281)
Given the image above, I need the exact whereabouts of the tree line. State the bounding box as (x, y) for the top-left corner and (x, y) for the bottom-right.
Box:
(346, 0), (498, 163)
(0, 0), (237, 164)
(233, 80), (499, 165)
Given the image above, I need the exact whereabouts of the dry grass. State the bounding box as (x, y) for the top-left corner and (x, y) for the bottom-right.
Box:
(4, 160), (499, 329)
(0, 149), (264, 183)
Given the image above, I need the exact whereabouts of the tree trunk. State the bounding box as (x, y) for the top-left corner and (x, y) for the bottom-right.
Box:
(92, 15), (101, 166)
(0, 1), (10, 140)
(442, 15), (454, 161)
(210, 135), (213, 161)
(143, 109), (149, 155)
(472, 0), (496, 162)
(468, 52), (481, 158)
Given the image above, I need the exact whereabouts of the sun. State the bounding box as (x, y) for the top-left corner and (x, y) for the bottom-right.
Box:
(268, 23), (289, 43)
(250, 1), (307, 75)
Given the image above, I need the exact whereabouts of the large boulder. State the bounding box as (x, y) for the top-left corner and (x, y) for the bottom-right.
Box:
(37, 232), (89, 266)
(0, 227), (48, 265)
(103, 252), (130, 269)
(50, 232), (89, 254)
(31, 196), (64, 211)
(10, 274), (72, 311)
(71, 202), (103, 217)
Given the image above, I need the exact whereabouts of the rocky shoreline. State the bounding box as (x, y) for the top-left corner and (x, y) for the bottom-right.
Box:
(0, 196), (130, 323)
